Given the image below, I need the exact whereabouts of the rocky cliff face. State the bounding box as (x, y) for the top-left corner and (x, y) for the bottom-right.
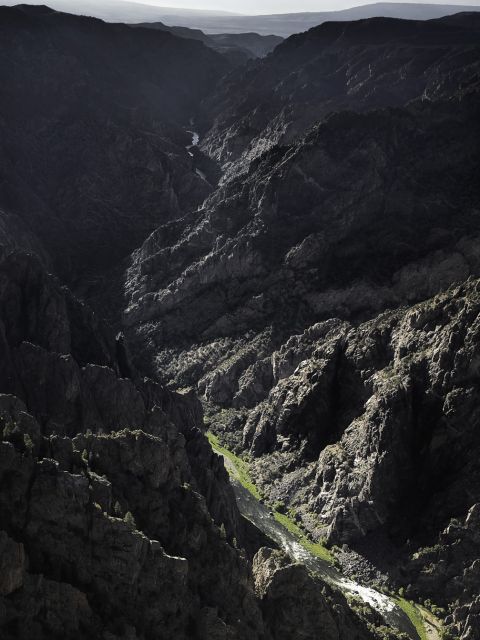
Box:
(124, 96), (480, 373)
(252, 547), (374, 640)
(133, 22), (283, 67)
(0, 245), (387, 638)
(121, 13), (480, 640)
(200, 13), (480, 181)
(0, 10), (388, 637)
(2, 5), (480, 640)
(0, 4), (230, 281)
(242, 280), (480, 560)
(0, 246), (266, 639)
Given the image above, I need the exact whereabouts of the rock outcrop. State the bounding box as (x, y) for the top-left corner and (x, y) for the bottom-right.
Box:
(2, 6), (480, 639)
(0, 4), (230, 281)
(124, 96), (480, 383)
(242, 279), (480, 544)
(0, 242), (390, 637)
(200, 13), (480, 181)
(253, 547), (373, 640)
(407, 502), (480, 639)
(121, 13), (480, 634)
(0, 246), (267, 639)
(133, 22), (283, 66)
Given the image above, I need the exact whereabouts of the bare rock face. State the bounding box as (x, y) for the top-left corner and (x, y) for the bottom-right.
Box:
(253, 548), (339, 640)
(253, 548), (372, 640)
(0, 532), (25, 597)
(407, 503), (480, 640)
(0, 4), (230, 282)
(125, 96), (480, 389)
(1, 5), (480, 639)
(240, 280), (480, 546)
(225, 279), (480, 639)
(0, 247), (266, 639)
(200, 13), (480, 181)
(244, 322), (348, 457)
(121, 21), (480, 632)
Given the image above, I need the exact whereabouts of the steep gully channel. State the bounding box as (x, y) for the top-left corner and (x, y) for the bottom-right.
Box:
(217, 444), (442, 640)
(186, 128), (207, 181)
(182, 125), (439, 639)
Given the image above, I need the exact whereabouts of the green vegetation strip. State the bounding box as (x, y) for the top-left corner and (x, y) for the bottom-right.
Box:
(207, 431), (334, 564)
(207, 432), (262, 500)
(208, 433), (439, 638)
(395, 598), (428, 640)
(272, 510), (334, 563)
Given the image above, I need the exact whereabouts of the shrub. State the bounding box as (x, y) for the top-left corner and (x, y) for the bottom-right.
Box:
(124, 511), (136, 528)
(273, 500), (286, 514)
(23, 433), (34, 452)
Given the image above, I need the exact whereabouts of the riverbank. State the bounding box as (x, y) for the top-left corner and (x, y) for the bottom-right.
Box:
(207, 431), (441, 640)
(208, 432), (333, 562)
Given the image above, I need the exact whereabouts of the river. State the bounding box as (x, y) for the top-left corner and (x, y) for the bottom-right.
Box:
(186, 130), (199, 147)
(185, 130), (208, 182)
(219, 453), (429, 640)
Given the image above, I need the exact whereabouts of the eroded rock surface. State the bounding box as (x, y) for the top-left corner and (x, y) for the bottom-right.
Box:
(253, 547), (372, 640)
(200, 13), (480, 181)
(0, 4), (230, 281)
(1, 6), (480, 640)
(121, 14), (480, 637)
(125, 96), (480, 387)
(0, 247), (266, 639)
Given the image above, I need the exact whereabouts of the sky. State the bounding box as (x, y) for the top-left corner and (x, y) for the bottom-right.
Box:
(135, 0), (480, 13)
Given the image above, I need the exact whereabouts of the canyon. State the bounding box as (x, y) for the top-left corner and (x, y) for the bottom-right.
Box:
(0, 4), (479, 640)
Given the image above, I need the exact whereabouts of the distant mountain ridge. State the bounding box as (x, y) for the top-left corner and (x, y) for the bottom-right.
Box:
(2, 0), (239, 21)
(133, 21), (283, 64)
(200, 11), (480, 181)
(164, 2), (480, 36)
(3, 1), (480, 36)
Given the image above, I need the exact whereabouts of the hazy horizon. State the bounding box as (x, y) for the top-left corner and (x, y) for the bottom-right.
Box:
(6, 0), (480, 16)
(125, 0), (480, 14)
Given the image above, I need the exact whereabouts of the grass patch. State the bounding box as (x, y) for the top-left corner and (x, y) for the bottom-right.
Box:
(207, 432), (262, 500)
(273, 510), (334, 563)
(395, 598), (427, 640)
(208, 431), (334, 564)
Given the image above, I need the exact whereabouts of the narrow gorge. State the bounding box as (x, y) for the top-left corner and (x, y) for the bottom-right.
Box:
(0, 4), (479, 640)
